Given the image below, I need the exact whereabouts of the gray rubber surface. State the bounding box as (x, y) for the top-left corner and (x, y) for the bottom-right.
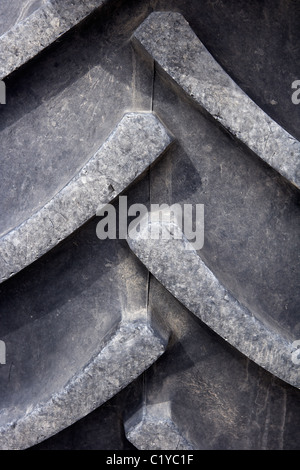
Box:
(0, 0), (299, 450)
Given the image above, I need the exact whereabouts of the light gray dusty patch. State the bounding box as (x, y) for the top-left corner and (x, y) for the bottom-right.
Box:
(125, 401), (195, 450)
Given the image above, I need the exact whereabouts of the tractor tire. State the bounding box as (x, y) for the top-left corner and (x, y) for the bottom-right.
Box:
(0, 0), (299, 451)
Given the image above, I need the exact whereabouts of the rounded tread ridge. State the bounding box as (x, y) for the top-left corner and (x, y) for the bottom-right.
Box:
(127, 211), (300, 389)
(133, 12), (300, 189)
(0, 0), (111, 80)
(0, 113), (173, 283)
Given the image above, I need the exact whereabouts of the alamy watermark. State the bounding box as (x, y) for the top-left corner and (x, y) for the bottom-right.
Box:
(0, 80), (6, 105)
(0, 341), (6, 365)
(96, 197), (204, 250)
(291, 80), (300, 105)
